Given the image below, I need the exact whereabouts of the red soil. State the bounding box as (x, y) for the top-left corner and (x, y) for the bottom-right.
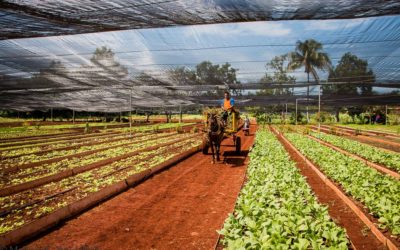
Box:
(23, 125), (256, 250)
(310, 125), (400, 153)
(345, 135), (400, 153)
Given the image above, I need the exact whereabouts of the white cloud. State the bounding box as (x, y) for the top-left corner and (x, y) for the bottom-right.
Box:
(305, 18), (366, 31)
(184, 21), (292, 38)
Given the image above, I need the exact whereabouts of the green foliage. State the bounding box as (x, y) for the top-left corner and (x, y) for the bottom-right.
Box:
(286, 133), (400, 235)
(290, 112), (306, 124)
(257, 55), (295, 96)
(152, 125), (160, 133)
(287, 39), (331, 99)
(310, 112), (336, 124)
(168, 61), (241, 95)
(84, 122), (91, 133)
(219, 129), (349, 249)
(312, 131), (400, 172)
(34, 122), (41, 130)
(0, 134), (202, 235)
(175, 124), (183, 134)
(339, 113), (353, 124)
(323, 52), (375, 95)
(168, 66), (197, 86)
(387, 114), (400, 125)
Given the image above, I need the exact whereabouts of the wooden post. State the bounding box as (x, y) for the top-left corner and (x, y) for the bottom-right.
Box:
(179, 106), (182, 123)
(385, 105), (388, 125)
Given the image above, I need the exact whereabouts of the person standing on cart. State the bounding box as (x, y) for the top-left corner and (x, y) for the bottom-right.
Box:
(221, 91), (235, 127)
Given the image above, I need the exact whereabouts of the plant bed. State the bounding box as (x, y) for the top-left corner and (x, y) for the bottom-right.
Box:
(334, 125), (400, 138)
(0, 130), (121, 149)
(0, 135), (199, 196)
(321, 125), (400, 145)
(1, 133), (191, 186)
(0, 138), (202, 244)
(0, 122), (196, 148)
(218, 128), (350, 249)
(310, 126), (400, 153)
(282, 132), (400, 247)
(0, 132), (177, 167)
(0, 122), (198, 154)
(0, 133), (137, 159)
(307, 132), (400, 175)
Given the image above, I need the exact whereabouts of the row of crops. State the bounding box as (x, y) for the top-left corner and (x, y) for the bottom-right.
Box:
(0, 123), (201, 235)
(285, 133), (400, 235)
(219, 129), (349, 249)
(219, 126), (400, 249)
(309, 131), (400, 172)
(0, 122), (193, 140)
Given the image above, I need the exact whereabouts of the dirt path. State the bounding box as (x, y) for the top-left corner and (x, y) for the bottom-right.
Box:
(23, 125), (256, 250)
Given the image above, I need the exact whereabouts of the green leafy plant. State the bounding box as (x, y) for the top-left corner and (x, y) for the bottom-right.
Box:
(84, 122), (91, 133)
(310, 131), (400, 172)
(219, 129), (349, 249)
(286, 133), (400, 236)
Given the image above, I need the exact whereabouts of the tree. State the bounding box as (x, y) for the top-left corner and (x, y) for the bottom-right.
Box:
(287, 39), (331, 96)
(195, 61), (241, 96)
(168, 66), (196, 86)
(91, 46), (117, 66)
(257, 55), (295, 96)
(287, 39), (331, 122)
(323, 52), (375, 95)
(80, 46), (129, 87)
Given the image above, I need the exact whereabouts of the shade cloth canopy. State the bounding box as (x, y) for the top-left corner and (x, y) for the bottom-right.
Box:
(1, 2), (400, 111)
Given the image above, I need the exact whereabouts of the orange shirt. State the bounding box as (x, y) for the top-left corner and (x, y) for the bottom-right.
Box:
(223, 98), (233, 110)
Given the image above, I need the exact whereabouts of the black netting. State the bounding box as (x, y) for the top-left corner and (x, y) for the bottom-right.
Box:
(0, 9), (400, 111)
(1, 0), (400, 39)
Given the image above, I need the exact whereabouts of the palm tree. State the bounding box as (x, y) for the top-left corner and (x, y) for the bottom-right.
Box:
(287, 39), (331, 121)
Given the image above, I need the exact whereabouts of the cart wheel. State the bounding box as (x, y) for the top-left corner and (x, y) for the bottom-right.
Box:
(235, 136), (241, 155)
(202, 138), (209, 155)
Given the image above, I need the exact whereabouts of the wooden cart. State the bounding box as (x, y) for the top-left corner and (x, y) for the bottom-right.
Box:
(202, 110), (241, 155)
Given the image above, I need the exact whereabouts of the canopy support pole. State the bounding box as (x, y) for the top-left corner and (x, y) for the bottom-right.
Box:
(318, 84), (321, 137)
(385, 105), (388, 125)
(179, 105), (182, 123)
(306, 106), (309, 123)
(72, 109), (75, 124)
(295, 99), (298, 125)
(129, 88), (132, 137)
(285, 103), (288, 114)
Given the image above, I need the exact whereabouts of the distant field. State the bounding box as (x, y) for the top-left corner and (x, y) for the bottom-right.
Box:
(338, 124), (400, 134)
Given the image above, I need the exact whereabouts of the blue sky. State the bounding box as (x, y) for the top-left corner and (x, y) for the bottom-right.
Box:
(1, 15), (400, 93)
